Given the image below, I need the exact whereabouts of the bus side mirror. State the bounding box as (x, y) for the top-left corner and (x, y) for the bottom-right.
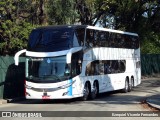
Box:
(14, 49), (26, 66)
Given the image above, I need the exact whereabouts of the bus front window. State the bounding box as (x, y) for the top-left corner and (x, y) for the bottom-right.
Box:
(26, 56), (71, 83)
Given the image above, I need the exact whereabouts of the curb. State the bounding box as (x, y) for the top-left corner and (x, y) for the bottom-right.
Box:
(0, 99), (8, 104)
(146, 97), (160, 110)
(0, 97), (26, 104)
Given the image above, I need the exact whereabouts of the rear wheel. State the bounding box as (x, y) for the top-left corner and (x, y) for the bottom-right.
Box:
(81, 83), (90, 101)
(131, 78), (134, 88)
(122, 79), (129, 93)
(90, 82), (98, 100)
(128, 77), (134, 92)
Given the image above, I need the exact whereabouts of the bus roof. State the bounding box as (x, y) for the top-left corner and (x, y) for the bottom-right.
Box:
(34, 25), (138, 36)
(87, 26), (138, 36)
(33, 25), (86, 30)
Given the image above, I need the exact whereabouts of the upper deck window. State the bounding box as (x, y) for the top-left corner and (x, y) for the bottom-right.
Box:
(27, 28), (74, 52)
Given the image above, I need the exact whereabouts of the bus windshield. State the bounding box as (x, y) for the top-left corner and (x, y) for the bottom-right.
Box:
(26, 56), (71, 83)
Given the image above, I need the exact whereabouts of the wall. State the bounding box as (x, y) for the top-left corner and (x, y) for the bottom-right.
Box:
(0, 56), (25, 99)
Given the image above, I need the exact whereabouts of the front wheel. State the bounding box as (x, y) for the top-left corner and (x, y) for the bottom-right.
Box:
(90, 82), (98, 100)
(81, 83), (90, 101)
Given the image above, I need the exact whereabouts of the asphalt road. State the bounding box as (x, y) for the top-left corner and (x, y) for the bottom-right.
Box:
(0, 78), (160, 120)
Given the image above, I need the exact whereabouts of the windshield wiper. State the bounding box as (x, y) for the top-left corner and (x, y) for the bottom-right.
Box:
(52, 74), (62, 81)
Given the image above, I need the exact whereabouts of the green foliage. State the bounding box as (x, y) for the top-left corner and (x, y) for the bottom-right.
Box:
(0, 0), (160, 55)
(47, 0), (78, 25)
(0, 0), (36, 55)
(0, 20), (35, 55)
(141, 32), (160, 54)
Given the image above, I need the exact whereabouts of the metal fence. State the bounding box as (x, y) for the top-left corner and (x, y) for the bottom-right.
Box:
(0, 54), (160, 99)
(141, 54), (160, 76)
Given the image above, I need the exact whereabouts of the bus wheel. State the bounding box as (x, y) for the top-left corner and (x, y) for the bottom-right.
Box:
(81, 83), (90, 101)
(91, 82), (98, 100)
(128, 77), (134, 92)
(122, 79), (129, 93)
(131, 77), (134, 88)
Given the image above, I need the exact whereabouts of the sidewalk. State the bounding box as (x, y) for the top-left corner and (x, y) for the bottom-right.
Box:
(142, 77), (160, 110)
(146, 94), (160, 110)
(0, 99), (7, 104)
(0, 97), (25, 104)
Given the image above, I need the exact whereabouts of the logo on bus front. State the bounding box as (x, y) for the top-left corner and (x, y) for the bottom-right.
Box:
(42, 89), (50, 99)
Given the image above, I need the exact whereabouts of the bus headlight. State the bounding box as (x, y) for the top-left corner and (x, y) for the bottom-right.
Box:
(25, 84), (32, 89)
(59, 80), (76, 89)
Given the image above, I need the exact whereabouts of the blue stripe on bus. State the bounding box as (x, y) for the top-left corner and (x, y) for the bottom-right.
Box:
(68, 79), (72, 96)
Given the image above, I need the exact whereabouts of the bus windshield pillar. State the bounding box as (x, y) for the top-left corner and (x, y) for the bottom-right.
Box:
(66, 47), (83, 63)
(14, 49), (26, 66)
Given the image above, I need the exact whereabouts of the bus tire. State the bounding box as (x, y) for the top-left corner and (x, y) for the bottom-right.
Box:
(128, 77), (134, 92)
(90, 81), (98, 100)
(81, 83), (90, 101)
(122, 78), (129, 93)
(131, 77), (134, 88)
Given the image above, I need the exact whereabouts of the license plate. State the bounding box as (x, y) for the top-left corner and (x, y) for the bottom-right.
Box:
(42, 96), (50, 99)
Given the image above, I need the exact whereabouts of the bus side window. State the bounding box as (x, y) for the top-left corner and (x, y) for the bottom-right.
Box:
(125, 35), (132, 48)
(75, 28), (85, 46)
(99, 31), (107, 47)
(93, 31), (99, 47)
(109, 33), (116, 47)
(131, 36), (139, 49)
(119, 35), (125, 48)
(104, 61), (111, 74)
(98, 62), (104, 75)
(86, 29), (97, 48)
(86, 61), (98, 76)
(110, 61), (118, 73)
(104, 60), (126, 74)
(116, 34), (122, 48)
(86, 63), (91, 76)
(73, 33), (79, 47)
(119, 60), (126, 72)
(105, 32), (109, 47)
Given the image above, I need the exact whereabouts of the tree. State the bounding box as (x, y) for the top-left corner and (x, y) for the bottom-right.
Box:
(0, 0), (36, 55)
(0, 0), (160, 55)
(75, 0), (113, 26)
(47, 0), (77, 25)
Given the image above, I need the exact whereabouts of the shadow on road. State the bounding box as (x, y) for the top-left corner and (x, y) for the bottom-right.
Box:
(9, 90), (143, 105)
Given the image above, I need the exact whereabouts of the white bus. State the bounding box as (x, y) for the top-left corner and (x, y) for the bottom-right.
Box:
(14, 25), (141, 100)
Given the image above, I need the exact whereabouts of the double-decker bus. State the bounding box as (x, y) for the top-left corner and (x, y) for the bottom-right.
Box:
(14, 25), (141, 100)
